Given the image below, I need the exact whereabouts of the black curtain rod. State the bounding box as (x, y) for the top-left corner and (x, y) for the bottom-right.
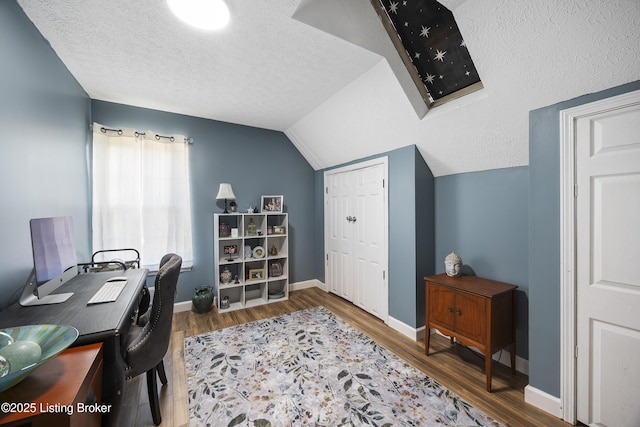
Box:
(99, 126), (193, 144)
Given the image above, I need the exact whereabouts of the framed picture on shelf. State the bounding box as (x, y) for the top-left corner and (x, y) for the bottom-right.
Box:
(261, 195), (283, 213)
(224, 244), (238, 260)
(248, 268), (264, 280)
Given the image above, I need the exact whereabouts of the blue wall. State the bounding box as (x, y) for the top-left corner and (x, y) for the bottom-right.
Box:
(528, 80), (640, 397)
(92, 101), (316, 302)
(0, 0), (91, 307)
(435, 166), (530, 359)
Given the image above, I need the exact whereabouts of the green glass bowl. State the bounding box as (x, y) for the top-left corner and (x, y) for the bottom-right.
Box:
(0, 324), (78, 393)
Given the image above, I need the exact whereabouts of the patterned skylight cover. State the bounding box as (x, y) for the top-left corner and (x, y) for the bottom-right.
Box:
(378, 0), (481, 101)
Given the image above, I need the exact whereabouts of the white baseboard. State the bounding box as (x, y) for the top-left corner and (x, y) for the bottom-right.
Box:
(174, 300), (192, 313)
(524, 385), (563, 419)
(290, 279), (326, 292)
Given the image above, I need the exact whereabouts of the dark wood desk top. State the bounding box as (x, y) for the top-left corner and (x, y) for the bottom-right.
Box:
(0, 269), (148, 347)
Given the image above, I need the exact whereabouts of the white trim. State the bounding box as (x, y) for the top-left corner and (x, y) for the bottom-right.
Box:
(290, 279), (326, 292)
(524, 385), (563, 419)
(387, 315), (421, 340)
(174, 300), (193, 313)
(559, 89), (640, 425)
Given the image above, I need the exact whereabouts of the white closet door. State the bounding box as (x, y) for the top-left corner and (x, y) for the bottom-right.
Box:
(325, 158), (388, 322)
(326, 170), (353, 301)
(352, 164), (387, 320)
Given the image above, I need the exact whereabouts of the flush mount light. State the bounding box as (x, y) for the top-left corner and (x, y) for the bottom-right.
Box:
(167, 0), (230, 30)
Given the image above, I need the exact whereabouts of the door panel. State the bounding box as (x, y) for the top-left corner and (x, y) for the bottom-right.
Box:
(327, 171), (352, 300)
(428, 284), (455, 330)
(353, 164), (386, 319)
(454, 292), (485, 344)
(576, 100), (640, 426)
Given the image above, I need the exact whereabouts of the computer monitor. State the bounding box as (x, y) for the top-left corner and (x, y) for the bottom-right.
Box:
(20, 216), (78, 306)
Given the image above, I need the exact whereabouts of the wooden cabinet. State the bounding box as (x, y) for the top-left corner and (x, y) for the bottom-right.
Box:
(0, 343), (104, 427)
(424, 273), (517, 392)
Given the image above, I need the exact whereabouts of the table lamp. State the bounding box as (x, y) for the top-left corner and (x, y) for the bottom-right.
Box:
(216, 183), (236, 213)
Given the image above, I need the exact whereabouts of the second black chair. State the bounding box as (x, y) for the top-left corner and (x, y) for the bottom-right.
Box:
(123, 253), (182, 426)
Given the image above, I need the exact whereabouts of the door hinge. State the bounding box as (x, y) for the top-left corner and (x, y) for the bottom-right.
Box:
(574, 185), (578, 198)
(325, 186), (328, 194)
(383, 270), (386, 279)
(575, 345), (578, 359)
(383, 179), (385, 188)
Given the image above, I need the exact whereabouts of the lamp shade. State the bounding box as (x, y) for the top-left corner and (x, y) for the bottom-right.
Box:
(216, 183), (236, 200)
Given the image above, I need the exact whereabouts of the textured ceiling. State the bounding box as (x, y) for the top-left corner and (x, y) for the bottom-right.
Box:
(17, 0), (640, 176)
(17, 0), (380, 131)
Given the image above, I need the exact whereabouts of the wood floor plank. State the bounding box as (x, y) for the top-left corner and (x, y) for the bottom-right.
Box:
(127, 287), (569, 427)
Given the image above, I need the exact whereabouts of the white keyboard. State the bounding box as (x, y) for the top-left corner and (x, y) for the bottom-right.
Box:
(87, 279), (128, 305)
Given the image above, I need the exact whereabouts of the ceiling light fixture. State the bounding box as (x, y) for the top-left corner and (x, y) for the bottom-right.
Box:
(167, 0), (230, 31)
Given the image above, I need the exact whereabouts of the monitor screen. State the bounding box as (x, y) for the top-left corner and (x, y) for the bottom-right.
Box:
(20, 216), (78, 306)
(30, 216), (78, 286)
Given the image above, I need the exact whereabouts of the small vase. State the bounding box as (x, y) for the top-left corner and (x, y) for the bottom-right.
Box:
(220, 267), (232, 284)
(247, 218), (257, 236)
(192, 286), (213, 314)
(219, 222), (231, 237)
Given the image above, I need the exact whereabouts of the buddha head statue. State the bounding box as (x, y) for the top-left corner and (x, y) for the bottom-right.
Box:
(444, 252), (462, 277)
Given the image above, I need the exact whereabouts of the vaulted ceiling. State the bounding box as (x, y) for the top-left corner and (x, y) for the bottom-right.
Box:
(18, 0), (640, 176)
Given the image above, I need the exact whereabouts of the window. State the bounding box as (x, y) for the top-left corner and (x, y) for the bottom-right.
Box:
(91, 123), (193, 270)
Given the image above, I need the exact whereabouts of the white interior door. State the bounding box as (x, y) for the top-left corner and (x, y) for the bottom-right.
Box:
(576, 97), (640, 426)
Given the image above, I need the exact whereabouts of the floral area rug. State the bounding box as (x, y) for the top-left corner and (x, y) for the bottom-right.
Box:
(184, 306), (504, 427)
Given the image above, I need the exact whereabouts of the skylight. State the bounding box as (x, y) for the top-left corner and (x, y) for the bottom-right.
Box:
(372, 0), (482, 107)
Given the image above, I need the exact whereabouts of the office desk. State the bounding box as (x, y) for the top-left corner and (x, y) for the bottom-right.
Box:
(0, 268), (148, 426)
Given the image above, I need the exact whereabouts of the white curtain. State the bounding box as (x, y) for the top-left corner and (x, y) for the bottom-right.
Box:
(92, 123), (193, 270)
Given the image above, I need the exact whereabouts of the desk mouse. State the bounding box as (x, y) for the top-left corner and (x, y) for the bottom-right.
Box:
(106, 276), (127, 282)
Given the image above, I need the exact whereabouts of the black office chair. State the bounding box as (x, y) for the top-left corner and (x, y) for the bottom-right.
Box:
(123, 253), (182, 426)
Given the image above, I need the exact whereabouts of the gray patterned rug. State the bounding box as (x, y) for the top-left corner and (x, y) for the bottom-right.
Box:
(184, 306), (503, 427)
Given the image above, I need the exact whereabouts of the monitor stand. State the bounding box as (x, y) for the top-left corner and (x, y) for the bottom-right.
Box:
(19, 269), (74, 306)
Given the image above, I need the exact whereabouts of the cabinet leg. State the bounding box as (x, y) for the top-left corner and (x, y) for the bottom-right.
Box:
(510, 342), (516, 374)
(425, 328), (430, 355)
(485, 353), (492, 392)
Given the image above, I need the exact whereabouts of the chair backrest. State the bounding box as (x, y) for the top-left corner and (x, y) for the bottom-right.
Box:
(124, 253), (182, 378)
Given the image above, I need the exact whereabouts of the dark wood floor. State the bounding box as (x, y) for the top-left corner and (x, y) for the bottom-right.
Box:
(125, 287), (570, 427)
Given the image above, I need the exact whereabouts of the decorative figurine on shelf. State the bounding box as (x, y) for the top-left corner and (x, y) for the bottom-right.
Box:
(247, 218), (257, 236)
(220, 296), (230, 310)
(229, 200), (236, 212)
(269, 261), (283, 278)
(234, 275), (239, 284)
(219, 222), (231, 237)
(220, 267), (232, 284)
(269, 244), (279, 256)
(444, 252), (463, 277)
